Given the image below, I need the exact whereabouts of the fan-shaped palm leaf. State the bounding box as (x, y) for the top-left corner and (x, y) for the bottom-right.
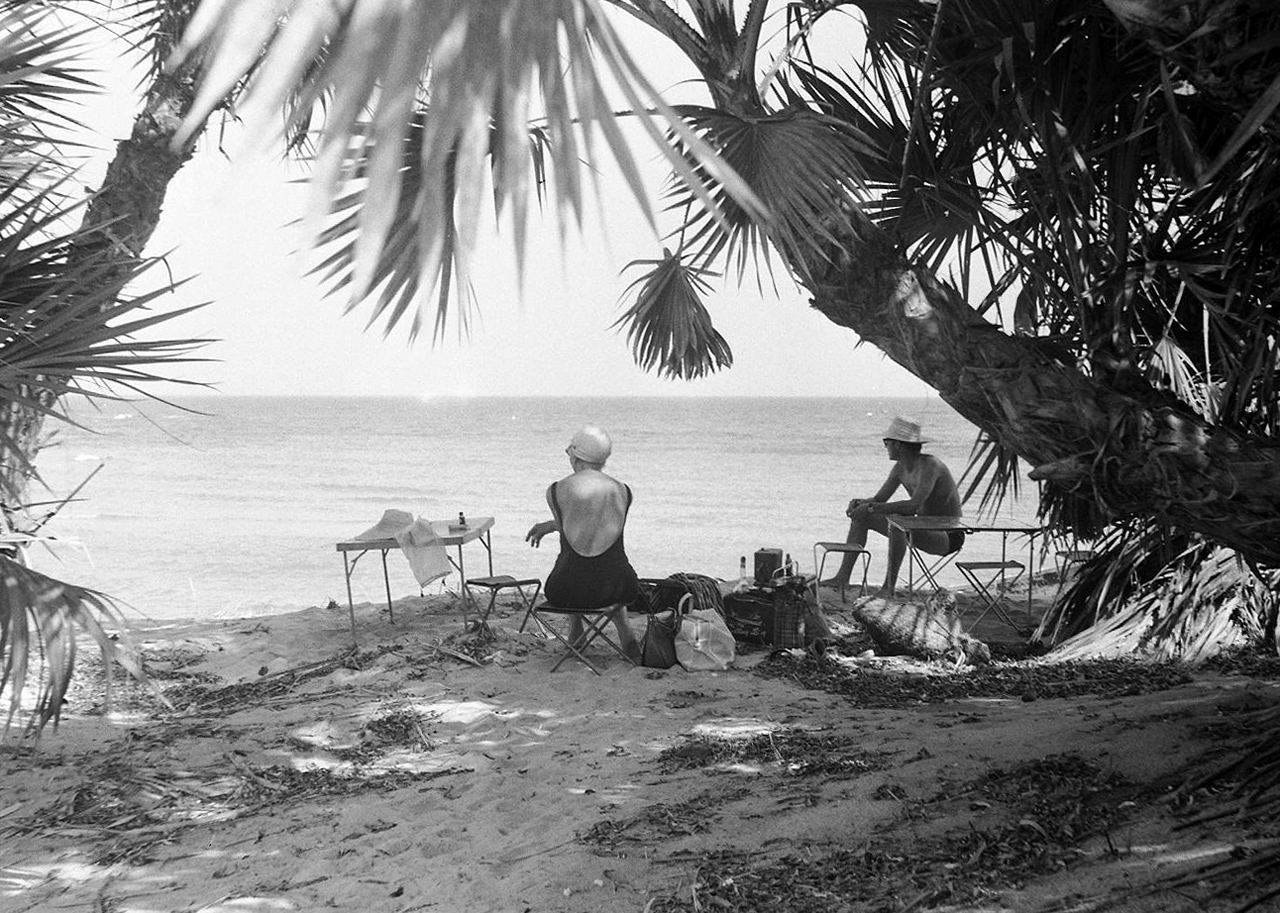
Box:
(170, 0), (763, 333)
(612, 249), (731, 379)
(666, 105), (875, 280)
(0, 553), (147, 734)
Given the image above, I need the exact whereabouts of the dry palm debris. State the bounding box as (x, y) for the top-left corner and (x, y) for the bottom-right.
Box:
(756, 654), (1192, 706)
(164, 646), (392, 712)
(657, 728), (891, 779)
(326, 707), (437, 763)
(1203, 646), (1280, 679)
(650, 754), (1142, 913)
(4, 749), (468, 866)
(1158, 701), (1280, 912)
(581, 787), (753, 854)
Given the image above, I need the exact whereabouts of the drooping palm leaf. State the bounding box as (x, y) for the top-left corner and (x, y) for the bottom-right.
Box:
(0, 4), (210, 737)
(170, 0), (764, 333)
(0, 552), (147, 734)
(613, 249), (731, 379)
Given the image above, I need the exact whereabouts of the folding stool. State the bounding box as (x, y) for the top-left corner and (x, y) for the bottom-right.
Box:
(462, 575), (542, 635)
(956, 559), (1028, 636)
(812, 542), (870, 609)
(526, 602), (635, 674)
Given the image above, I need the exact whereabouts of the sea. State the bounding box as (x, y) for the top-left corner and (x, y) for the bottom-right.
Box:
(32, 396), (1037, 621)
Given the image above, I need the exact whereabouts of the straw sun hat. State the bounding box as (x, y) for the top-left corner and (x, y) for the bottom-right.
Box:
(881, 416), (929, 444)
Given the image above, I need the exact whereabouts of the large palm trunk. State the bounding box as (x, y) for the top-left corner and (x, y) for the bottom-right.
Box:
(667, 0), (1280, 570)
(802, 211), (1280, 568)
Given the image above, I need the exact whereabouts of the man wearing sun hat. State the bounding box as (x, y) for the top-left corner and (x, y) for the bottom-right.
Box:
(819, 415), (964, 597)
(526, 425), (644, 658)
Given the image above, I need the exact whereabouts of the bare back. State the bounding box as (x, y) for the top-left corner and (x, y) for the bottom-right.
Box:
(895, 454), (961, 517)
(548, 469), (631, 557)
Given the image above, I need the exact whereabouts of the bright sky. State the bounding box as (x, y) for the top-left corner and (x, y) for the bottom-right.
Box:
(86, 7), (933, 400)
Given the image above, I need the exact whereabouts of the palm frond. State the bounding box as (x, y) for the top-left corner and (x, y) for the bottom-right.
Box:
(1044, 526), (1271, 661)
(0, 552), (148, 735)
(0, 8), (100, 211)
(0, 184), (212, 504)
(956, 429), (1022, 516)
(612, 249), (731, 379)
(170, 0), (764, 334)
(666, 105), (875, 280)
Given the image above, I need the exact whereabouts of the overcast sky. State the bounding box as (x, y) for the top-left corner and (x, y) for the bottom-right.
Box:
(88, 9), (934, 400)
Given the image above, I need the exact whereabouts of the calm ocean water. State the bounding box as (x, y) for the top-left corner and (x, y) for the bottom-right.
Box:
(33, 396), (1035, 620)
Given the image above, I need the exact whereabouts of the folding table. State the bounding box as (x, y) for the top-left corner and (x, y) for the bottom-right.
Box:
(888, 516), (1042, 634)
(334, 516), (495, 642)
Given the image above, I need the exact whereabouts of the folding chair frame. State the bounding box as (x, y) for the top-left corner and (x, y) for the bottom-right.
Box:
(956, 560), (1029, 636)
(906, 548), (960, 595)
(812, 542), (870, 608)
(463, 575), (542, 635)
(527, 603), (634, 674)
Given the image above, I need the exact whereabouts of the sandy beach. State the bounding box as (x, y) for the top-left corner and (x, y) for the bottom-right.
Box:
(3, 587), (1279, 913)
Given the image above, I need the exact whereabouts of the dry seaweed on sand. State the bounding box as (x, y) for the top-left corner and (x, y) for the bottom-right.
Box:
(756, 653), (1194, 706)
(581, 787), (755, 854)
(1152, 700), (1280, 913)
(2, 744), (470, 866)
(163, 645), (393, 712)
(648, 754), (1146, 913)
(657, 728), (893, 779)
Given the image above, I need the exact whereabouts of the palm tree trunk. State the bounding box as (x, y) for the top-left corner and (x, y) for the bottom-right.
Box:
(0, 3), (202, 521)
(803, 209), (1280, 568)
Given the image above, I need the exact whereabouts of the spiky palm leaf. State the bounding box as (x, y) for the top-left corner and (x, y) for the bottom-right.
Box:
(613, 249), (730, 379)
(170, 0), (764, 334)
(664, 105), (876, 281)
(0, 4), (208, 735)
(0, 554), (148, 734)
(1038, 524), (1275, 658)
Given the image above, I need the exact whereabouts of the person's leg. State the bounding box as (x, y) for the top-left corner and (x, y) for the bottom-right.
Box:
(883, 522), (909, 595)
(609, 606), (642, 659)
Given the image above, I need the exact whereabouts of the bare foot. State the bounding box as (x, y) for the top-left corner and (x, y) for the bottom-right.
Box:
(818, 578), (848, 589)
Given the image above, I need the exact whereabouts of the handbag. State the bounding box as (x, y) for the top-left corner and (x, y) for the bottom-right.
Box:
(675, 607), (736, 671)
(641, 610), (680, 669)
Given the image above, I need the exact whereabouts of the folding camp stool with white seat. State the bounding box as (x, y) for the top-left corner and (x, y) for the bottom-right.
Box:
(463, 575), (542, 635)
(526, 602), (635, 674)
(812, 542), (870, 609)
(956, 559), (1028, 636)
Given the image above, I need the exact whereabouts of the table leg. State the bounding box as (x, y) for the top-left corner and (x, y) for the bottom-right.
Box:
(342, 551), (357, 645)
(906, 530), (915, 593)
(1027, 533), (1037, 617)
(455, 542), (474, 620)
(380, 548), (394, 624)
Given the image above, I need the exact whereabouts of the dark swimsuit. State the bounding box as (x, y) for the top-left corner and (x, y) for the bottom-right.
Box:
(947, 529), (966, 552)
(544, 482), (642, 609)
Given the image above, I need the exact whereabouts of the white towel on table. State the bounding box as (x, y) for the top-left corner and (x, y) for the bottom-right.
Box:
(353, 509), (451, 587)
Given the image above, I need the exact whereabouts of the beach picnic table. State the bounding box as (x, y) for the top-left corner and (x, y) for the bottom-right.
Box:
(335, 516), (495, 640)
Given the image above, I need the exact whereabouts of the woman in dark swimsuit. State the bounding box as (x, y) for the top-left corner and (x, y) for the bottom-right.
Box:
(542, 482), (641, 608)
(526, 426), (643, 657)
